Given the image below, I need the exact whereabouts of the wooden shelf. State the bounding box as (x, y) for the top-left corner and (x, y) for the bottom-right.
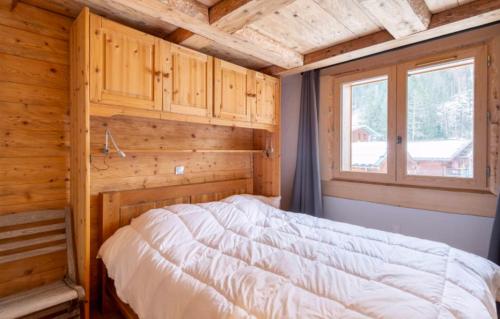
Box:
(89, 103), (277, 132)
(91, 149), (266, 156)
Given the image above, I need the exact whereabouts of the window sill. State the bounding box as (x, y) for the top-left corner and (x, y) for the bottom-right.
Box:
(322, 179), (496, 217)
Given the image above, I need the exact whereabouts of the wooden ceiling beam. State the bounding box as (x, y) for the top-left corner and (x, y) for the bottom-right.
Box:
(275, 0), (500, 75)
(357, 0), (431, 38)
(209, 0), (295, 33)
(69, 0), (302, 68)
(167, 0), (297, 70)
(259, 65), (286, 76)
(165, 28), (195, 43)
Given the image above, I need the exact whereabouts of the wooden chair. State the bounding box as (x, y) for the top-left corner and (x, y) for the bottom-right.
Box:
(0, 208), (85, 319)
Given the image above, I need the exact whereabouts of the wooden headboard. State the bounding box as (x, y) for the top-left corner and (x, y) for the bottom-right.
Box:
(100, 178), (253, 243)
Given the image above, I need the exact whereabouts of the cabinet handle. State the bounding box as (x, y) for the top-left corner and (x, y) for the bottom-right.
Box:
(246, 93), (256, 98)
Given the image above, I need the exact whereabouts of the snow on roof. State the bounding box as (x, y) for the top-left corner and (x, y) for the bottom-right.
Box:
(407, 139), (472, 161)
(352, 142), (387, 167)
(351, 139), (472, 166)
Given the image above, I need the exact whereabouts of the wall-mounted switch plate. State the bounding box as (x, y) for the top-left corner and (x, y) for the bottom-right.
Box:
(175, 166), (185, 175)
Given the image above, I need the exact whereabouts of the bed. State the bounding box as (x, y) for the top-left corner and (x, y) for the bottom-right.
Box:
(98, 179), (500, 319)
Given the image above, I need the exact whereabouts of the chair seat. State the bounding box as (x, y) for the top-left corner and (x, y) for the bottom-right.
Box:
(0, 280), (79, 319)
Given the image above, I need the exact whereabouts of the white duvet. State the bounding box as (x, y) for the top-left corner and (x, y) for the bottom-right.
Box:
(99, 195), (500, 319)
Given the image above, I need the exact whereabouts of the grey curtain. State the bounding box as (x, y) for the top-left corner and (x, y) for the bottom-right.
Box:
(290, 70), (323, 217)
(489, 195), (500, 264)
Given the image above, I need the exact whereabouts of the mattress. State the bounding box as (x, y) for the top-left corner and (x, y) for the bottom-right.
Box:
(99, 195), (500, 319)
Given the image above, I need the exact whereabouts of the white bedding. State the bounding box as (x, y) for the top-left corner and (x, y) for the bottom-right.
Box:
(99, 195), (500, 319)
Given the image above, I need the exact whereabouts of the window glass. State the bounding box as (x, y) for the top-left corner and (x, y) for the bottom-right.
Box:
(341, 75), (388, 173)
(406, 58), (474, 178)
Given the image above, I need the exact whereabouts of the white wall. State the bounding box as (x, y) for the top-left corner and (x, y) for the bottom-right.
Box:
(281, 74), (494, 257)
(324, 197), (494, 257)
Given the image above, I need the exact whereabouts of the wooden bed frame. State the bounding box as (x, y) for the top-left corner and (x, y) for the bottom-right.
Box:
(99, 178), (254, 318)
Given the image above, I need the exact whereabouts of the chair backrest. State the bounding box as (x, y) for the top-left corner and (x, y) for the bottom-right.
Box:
(0, 208), (77, 283)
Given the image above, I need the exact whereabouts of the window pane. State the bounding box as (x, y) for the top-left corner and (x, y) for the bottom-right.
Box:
(406, 58), (474, 178)
(341, 76), (388, 173)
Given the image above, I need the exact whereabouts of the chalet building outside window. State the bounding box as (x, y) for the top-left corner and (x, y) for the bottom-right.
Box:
(332, 45), (487, 190)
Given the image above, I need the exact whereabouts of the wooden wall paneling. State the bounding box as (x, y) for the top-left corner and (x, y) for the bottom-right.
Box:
(0, 102), (67, 132)
(214, 59), (251, 122)
(0, 53), (68, 90)
(253, 81), (281, 197)
(0, 24), (68, 65)
(20, 0), (179, 38)
(89, 14), (162, 111)
(0, 0), (71, 41)
(0, 0), (70, 299)
(88, 115), (256, 303)
(162, 42), (214, 117)
(0, 82), (67, 108)
(70, 7), (91, 318)
(90, 116), (254, 151)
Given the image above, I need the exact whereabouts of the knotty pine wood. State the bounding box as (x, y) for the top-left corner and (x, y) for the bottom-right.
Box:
(162, 42), (214, 117)
(214, 59), (253, 122)
(70, 7), (91, 318)
(88, 115), (255, 303)
(89, 14), (162, 111)
(0, 0), (70, 297)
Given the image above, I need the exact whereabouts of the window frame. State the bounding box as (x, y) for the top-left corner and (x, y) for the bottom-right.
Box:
(332, 66), (397, 183)
(331, 45), (488, 191)
(396, 46), (487, 190)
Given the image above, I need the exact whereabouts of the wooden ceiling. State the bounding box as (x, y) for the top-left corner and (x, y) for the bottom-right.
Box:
(20, 0), (500, 75)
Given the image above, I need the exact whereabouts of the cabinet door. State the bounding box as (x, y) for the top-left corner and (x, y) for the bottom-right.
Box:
(90, 15), (162, 110)
(214, 59), (251, 122)
(162, 42), (213, 117)
(254, 73), (279, 125)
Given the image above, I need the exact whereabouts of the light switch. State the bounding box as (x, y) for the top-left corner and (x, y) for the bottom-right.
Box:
(175, 166), (185, 175)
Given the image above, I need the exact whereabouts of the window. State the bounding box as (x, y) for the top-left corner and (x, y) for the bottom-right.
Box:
(333, 46), (487, 190)
(333, 67), (396, 183)
(406, 59), (474, 178)
(342, 75), (388, 173)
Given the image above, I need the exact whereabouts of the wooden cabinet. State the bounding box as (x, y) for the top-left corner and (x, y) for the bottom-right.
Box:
(255, 73), (279, 125)
(87, 14), (280, 131)
(162, 42), (213, 117)
(214, 59), (252, 122)
(89, 15), (162, 110)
